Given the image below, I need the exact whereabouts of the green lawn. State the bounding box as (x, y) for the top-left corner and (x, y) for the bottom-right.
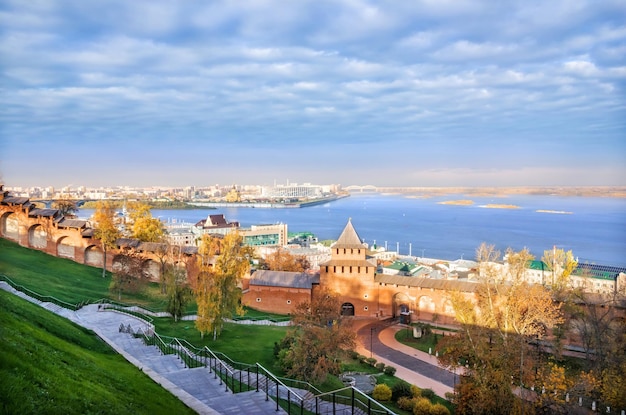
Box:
(152, 318), (288, 371)
(394, 328), (442, 354)
(0, 237), (170, 308)
(0, 289), (196, 415)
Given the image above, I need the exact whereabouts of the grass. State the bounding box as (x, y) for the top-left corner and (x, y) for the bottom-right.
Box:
(152, 317), (288, 370)
(0, 238), (169, 309)
(0, 289), (196, 415)
(395, 327), (442, 354)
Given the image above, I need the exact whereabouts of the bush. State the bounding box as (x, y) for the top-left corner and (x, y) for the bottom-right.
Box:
(391, 381), (413, 401)
(348, 350), (359, 360)
(411, 384), (422, 398)
(358, 354), (368, 363)
(372, 384), (392, 402)
(430, 403), (451, 415)
(383, 365), (396, 376)
(366, 357), (377, 366)
(421, 388), (435, 401)
(412, 397), (432, 415)
(397, 396), (417, 411)
(375, 362), (385, 372)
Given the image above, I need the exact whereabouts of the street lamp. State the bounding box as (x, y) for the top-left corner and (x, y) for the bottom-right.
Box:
(370, 327), (376, 358)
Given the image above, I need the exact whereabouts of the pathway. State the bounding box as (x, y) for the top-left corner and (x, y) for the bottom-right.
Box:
(354, 319), (459, 398)
(0, 281), (285, 415)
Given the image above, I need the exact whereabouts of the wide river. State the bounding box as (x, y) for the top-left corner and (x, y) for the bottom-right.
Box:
(79, 193), (626, 267)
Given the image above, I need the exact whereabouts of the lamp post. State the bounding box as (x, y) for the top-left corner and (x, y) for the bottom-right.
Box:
(370, 327), (376, 358)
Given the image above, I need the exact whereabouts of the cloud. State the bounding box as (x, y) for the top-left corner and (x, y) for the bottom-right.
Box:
(1, 0), (625, 188)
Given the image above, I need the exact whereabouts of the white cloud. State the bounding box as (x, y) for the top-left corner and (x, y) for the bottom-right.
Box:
(1, 0), (625, 187)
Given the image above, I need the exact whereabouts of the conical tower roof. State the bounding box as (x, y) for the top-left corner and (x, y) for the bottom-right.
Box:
(334, 218), (365, 249)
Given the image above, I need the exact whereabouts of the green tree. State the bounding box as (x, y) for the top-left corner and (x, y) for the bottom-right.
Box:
(164, 264), (191, 322)
(277, 288), (355, 383)
(93, 201), (120, 278)
(192, 233), (251, 340)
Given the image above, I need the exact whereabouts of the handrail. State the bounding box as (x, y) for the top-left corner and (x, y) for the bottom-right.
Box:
(0, 273), (81, 310)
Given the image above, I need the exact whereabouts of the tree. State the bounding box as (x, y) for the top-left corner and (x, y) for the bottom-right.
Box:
(164, 263), (191, 322)
(127, 202), (165, 242)
(264, 248), (310, 272)
(438, 246), (564, 415)
(541, 247), (577, 293)
(192, 233), (252, 340)
(109, 252), (146, 300)
(277, 288), (356, 383)
(93, 201), (120, 278)
(52, 197), (77, 217)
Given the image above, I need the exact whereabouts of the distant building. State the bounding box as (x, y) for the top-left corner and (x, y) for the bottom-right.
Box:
(192, 214), (240, 237)
(240, 223), (288, 247)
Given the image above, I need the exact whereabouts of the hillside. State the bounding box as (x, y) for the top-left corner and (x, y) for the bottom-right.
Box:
(0, 289), (196, 415)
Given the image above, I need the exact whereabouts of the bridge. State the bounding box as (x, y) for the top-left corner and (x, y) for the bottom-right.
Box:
(344, 185), (378, 193)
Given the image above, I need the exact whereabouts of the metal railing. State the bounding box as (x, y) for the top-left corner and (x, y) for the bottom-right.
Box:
(0, 274), (84, 310)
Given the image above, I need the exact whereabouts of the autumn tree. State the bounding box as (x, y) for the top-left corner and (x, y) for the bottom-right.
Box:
(127, 202), (165, 242)
(263, 248), (310, 272)
(541, 247), (577, 294)
(164, 263), (191, 322)
(192, 233), (252, 340)
(109, 252), (146, 300)
(276, 288), (356, 383)
(438, 246), (563, 415)
(93, 201), (120, 278)
(52, 197), (77, 217)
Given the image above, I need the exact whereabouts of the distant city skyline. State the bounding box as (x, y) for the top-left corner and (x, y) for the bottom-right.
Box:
(1, 1), (625, 188)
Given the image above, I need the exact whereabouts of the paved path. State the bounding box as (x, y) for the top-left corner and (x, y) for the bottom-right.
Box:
(1, 282), (285, 415)
(354, 319), (459, 398)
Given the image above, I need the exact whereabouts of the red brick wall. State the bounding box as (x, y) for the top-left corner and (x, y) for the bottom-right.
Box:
(242, 286), (312, 315)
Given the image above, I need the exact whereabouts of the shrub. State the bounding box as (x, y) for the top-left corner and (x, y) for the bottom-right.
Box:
(411, 384), (422, 398)
(372, 384), (392, 402)
(358, 355), (368, 363)
(397, 396), (417, 411)
(421, 388), (435, 401)
(430, 403), (451, 415)
(383, 365), (396, 376)
(391, 381), (413, 401)
(412, 397), (432, 415)
(366, 357), (377, 366)
(375, 362), (385, 372)
(348, 350), (359, 360)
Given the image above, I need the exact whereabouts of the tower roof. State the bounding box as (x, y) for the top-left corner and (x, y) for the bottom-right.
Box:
(334, 218), (365, 249)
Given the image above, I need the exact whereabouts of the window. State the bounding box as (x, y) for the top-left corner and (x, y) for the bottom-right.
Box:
(286, 300), (291, 304)
(364, 294), (369, 299)
(256, 298), (261, 302)
(364, 306), (369, 311)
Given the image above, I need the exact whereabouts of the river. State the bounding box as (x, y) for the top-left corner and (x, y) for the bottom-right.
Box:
(78, 193), (626, 267)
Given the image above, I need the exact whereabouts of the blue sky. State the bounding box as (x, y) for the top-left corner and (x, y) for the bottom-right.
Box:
(1, 0), (625, 188)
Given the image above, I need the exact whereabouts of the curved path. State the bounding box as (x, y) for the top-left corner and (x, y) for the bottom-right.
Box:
(355, 319), (459, 398)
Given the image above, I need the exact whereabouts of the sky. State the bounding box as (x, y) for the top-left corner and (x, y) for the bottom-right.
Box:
(1, 0), (625, 189)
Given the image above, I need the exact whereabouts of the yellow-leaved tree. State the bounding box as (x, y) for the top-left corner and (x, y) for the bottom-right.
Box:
(127, 202), (165, 242)
(93, 201), (120, 278)
(438, 245), (563, 415)
(192, 233), (252, 340)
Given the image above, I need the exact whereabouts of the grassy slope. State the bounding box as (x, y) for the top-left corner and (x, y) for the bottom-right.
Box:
(0, 290), (196, 415)
(153, 318), (288, 371)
